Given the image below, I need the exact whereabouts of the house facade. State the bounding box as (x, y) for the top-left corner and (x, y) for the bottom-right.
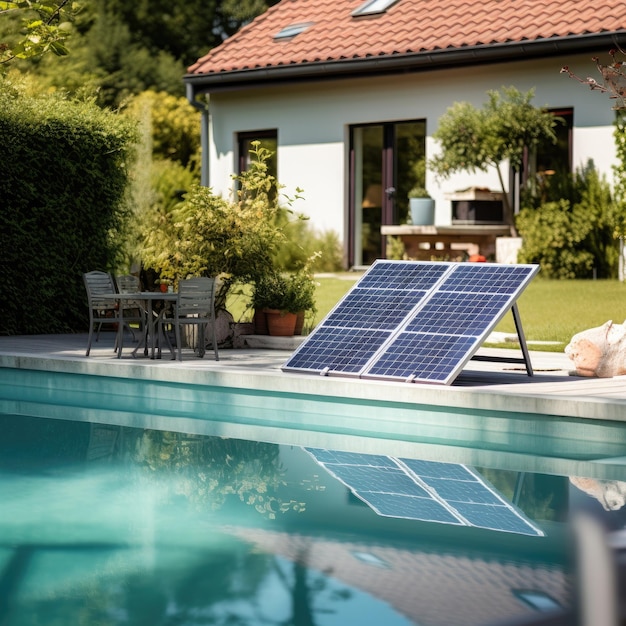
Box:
(184, 0), (626, 268)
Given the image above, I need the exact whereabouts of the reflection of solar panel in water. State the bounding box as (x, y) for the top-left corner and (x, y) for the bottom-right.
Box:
(283, 260), (538, 384)
(306, 448), (544, 536)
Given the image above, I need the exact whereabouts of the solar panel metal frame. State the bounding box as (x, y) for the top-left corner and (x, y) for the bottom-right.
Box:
(282, 260), (539, 385)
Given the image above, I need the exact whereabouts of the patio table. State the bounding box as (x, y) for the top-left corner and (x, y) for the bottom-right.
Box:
(99, 292), (178, 359)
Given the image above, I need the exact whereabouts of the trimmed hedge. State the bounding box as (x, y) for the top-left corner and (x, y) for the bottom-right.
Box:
(0, 81), (137, 335)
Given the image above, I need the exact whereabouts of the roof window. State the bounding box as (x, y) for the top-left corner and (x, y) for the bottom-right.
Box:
(352, 0), (399, 16)
(274, 22), (312, 40)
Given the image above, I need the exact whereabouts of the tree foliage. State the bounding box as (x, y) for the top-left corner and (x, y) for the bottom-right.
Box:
(1, 0), (280, 105)
(612, 110), (626, 240)
(430, 86), (559, 232)
(124, 90), (201, 167)
(0, 0), (76, 71)
(100, 0), (279, 67)
(561, 48), (626, 110)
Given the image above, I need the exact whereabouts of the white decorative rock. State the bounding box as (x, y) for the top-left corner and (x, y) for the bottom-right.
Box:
(564, 320), (626, 377)
(570, 476), (626, 511)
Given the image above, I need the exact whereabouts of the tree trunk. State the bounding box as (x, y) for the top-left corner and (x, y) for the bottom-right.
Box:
(495, 162), (518, 237)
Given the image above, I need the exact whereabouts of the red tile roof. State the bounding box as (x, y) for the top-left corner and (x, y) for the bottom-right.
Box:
(188, 0), (626, 79)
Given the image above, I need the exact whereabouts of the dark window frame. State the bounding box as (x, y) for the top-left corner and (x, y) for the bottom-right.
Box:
(237, 130), (278, 176)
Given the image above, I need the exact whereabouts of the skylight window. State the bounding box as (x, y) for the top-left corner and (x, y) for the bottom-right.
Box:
(274, 22), (312, 40)
(352, 0), (399, 16)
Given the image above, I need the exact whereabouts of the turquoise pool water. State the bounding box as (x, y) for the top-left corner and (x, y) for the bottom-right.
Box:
(2, 410), (625, 626)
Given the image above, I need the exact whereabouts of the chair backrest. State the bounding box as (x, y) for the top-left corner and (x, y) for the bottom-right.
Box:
(83, 271), (117, 309)
(115, 274), (141, 294)
(177, 277), (216, 317)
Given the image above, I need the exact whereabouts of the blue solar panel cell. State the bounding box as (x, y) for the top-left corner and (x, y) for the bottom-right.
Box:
(325, 288), (427, 330)
(366, 333), (477, 382)
(357, 261), (449, 291)
(421, 477), (503, 505)
(453, 502), (539, 534)
(401, 459), (476, 480)
(306, 449), (397, 467)
(324, 464), (429, 496)
(283, 326), (391, 373)
(363, 492), (462, 524)
(441, 264), (535, 294)
(405, 291), (511, 336)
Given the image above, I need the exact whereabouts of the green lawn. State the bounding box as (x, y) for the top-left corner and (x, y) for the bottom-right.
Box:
(490, 279), (626, 351)
(229, 275), (626, 353)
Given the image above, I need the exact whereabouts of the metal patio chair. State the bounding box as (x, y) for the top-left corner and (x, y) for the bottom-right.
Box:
(83, 270), (119, 356)
(115, 274), (148, 356)
(158, 277), (219, 361)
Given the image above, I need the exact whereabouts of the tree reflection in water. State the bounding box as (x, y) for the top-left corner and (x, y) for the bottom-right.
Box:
(130, 430), (305, 518)
(115, 430), (351, 626)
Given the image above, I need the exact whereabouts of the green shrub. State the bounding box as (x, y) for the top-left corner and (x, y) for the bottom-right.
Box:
(517, 161), (620, 278)
(277, 217), (343, 273)
(0, 79), (137, 335)
(140, 142), (306, 310)
(517, 199), (595, 278)
(125, 90), (201, 168)
(386, 236), (407, 260)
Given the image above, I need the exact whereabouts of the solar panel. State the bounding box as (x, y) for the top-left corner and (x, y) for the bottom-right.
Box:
(283, 260), (539, 384)
(306, 448), (544, 536)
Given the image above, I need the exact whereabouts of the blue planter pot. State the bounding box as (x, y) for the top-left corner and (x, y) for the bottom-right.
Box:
(409, 198), (435, 225)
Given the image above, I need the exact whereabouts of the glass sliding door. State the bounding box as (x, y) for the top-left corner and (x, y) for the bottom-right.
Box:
(349, 121), (426, 267)
(351, 125), (384, 267)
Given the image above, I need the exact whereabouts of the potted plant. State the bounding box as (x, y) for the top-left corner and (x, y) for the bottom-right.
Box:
(408, 185), (435, 225)
(285, 268), (317, 335)
(252, 269), (317, 336)
(251, 272), (282, 335)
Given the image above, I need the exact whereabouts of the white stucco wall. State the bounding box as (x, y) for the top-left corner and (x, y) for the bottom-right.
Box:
(206, 50), (617, 249)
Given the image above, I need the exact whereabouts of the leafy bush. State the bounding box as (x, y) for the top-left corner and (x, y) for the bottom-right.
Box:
(308, 229), (344, 272)
(517, 199), (595, 278)
(517, 162), (620, 278)
(140, 142), (306, 310)
(124, 90), (201, 168)
(0, 78), (137, 335)
(276, 215), (343, 272)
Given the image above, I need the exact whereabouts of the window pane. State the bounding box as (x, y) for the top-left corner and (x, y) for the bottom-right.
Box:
(238, 132), (277, 178)
(535, 109), (572, 176)
(395, 121), (427, 225)
(353, 0), (399, 16)
(354, 125), (384, 266)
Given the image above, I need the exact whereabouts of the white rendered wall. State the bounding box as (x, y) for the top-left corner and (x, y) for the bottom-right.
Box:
(207, 51), (617, 244)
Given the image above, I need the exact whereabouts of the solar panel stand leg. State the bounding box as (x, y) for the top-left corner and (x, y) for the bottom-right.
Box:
(512, 304), (533, 377)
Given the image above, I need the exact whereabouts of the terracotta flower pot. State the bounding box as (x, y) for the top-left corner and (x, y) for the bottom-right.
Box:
(294, 310), (305, 335)
(253, 309), (268, 335)
(265, 309), (297, 336)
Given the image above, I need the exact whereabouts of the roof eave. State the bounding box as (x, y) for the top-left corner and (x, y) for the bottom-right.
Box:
(184, 31), (626, 99)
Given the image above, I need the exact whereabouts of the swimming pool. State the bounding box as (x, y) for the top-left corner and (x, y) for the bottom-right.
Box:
(1, 408), (625, 626)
